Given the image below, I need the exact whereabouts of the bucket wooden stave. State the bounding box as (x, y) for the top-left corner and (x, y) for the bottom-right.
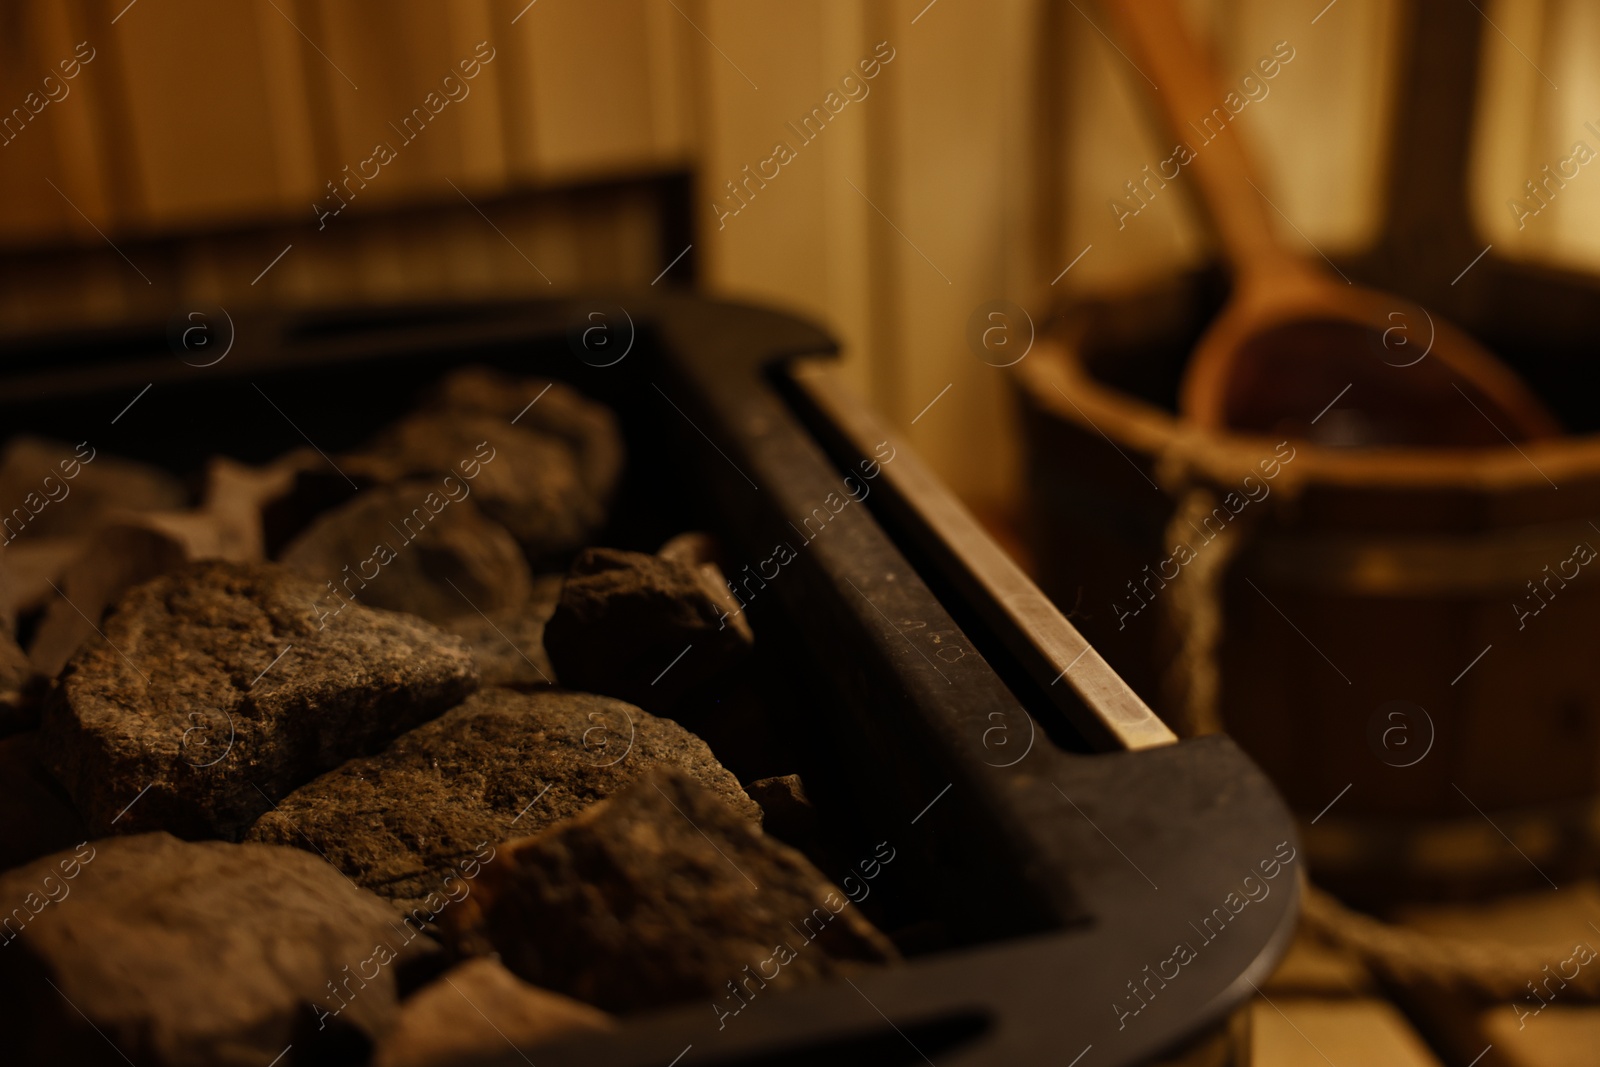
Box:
(1016, 270), (1600, 899)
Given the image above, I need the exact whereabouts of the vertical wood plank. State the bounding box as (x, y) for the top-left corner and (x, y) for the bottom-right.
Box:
(0, 2), (97, 243)
(876, 0), (1036, 508)
(693, 1), (889, 400)
(308, 0), (505, 210)
(252, 0), (322, 222)
(499, 0), (665, 181)
(110, 0), (308, 228)
(34, 0), (117, 228)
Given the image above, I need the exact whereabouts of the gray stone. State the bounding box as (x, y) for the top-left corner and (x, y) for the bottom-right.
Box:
(27, 459), (306, 683)
(0, 436), (185, 544)
(543, 547), (754, 713)
(200, 453), (311, 561)
(246, 688), (757, 912)
(0, 732), (87, 873)
(344, 410), (608, 565)
(444, 767), (899, 1013)
(0, 631), (34, 736)
(281, 482), (532, 625)
(39, 560), (478, 840)
(439, 574), (563, 688)
(429, 367), (624, 510)
(747, 774), (813, 837)
(372, 958), (612, 1067)
(0, 833), (437, 1066)
(745, 774), (840, 880)
(27, 521), (193, 681)
(0, 536), (89, 637)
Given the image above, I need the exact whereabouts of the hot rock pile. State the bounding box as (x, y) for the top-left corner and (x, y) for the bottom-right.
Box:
(0, 367), (898, 1067)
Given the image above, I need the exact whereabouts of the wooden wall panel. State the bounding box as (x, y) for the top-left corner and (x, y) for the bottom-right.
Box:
(1470, 0), (1600, 272)
(31, 0), (116, 229)
(2, 0), (1598, 511)
(252, 0), (322, 222)
(112, 0), (310, 228)
(877, 0), (1035, 503)
(498, 0), (689, 181)
(1212, 0), (1399, 257)
(1058, 0), (1209, 295)
(0, 2), (101, 241)
(1059, 0), (1400, 297)
(695, 0), (876, 398)
(309, 0), (506, 208)
(697, 0), (1040, 505)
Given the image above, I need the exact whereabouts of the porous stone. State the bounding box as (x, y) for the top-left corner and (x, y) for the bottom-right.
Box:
(0, 732), (87, 872)
(747, 774), (815, 839)
(543, 547), (754, 713)
(745, 773), (840, 881)
(344, 411), (609, 565)
(27, 522), (193, 681)
(0, 631), (35, 736)
(439, 574), (562, 688)
(280, 482), (532, 624)
(0, 833), (437, 1067)
(429, 366), (624, 511)
(372, 958), (612, 1067)
(0, 436), (185, 543)
(200, 453), (309, 561)
(656, 529), (721, 568)
(0, 536), (89, 636)
(658, 530), (747, 628)
(28, 466), (300, 682)
(39, 560), (478, 840)
(445, 767), (899, 1013)
(246, 688), (757, 912)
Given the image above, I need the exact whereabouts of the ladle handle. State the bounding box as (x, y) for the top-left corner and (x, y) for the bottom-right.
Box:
(1101, 0), (1308, 284)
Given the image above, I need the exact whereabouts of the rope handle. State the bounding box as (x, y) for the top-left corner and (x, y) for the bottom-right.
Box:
(1301, 882), (1600, 1002)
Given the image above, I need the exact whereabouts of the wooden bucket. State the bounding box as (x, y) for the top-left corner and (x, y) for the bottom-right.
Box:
(1014, 269), (1600, 900)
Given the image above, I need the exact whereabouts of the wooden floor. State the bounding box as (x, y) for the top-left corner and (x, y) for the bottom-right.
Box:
(1245, 879), (1600, 1067)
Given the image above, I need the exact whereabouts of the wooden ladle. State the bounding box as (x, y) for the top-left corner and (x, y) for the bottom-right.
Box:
(1102, 0), (1560, 447)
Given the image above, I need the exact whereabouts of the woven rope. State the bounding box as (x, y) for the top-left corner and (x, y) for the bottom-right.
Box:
(1159, 486), (1246, 737)
(1301, 882), (1600, 1001)
(1147, 452), (1588, 1001)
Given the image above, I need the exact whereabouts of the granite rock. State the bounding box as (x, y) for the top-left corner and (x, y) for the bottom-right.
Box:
(0, 631), (35, 736)
(246, 688), (757, 912)
(745, 773), (843, 882)
(345, 411), (609, 565)
(28, 465), (299, 681)
(429, 367), (624, 510)
(199, 453), (309, 561)
(27, 521), (193, 681)
(39, 560), (478, 840)
(281, 482), (532, 624)
(445, 767), (898, 1013)
(0, 833), (437, 1066)
(0, 536), (89, 636)
(543, 547), (754, 713)
(0, 732), (88, 873)
(439, 574), (563, 688)
(0, 436), (185, 543)
(747, 774), (814, 840)
(372, 958), (611, 1067)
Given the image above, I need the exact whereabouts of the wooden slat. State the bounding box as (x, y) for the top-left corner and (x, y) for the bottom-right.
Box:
(0, 2), (97, 243)
(693, 0), (874, 398)
(308, 0), (506, 210)
(1250, 931), (1444, 1067)
(499, 0), (683, 182)
(110, 0), (309, 229)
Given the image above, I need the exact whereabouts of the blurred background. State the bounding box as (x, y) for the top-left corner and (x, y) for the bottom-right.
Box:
(14, 0), (1596, 518)
(6, 2), (1600, 1063)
